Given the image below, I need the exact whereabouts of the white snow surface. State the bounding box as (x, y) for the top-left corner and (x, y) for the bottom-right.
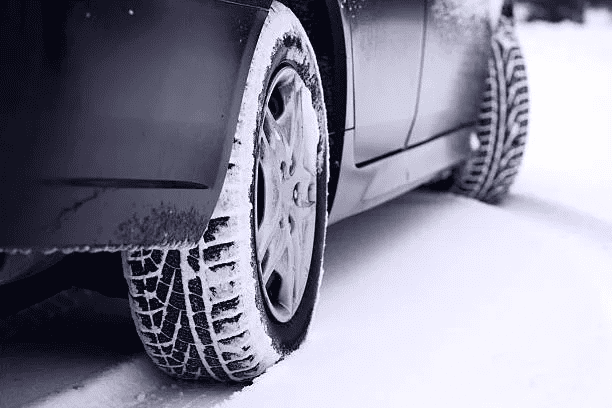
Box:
(509, 10), (612, 226)
(4, 10), (612, 408)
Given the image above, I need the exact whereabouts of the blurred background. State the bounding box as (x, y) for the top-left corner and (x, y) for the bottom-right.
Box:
(516, 0), (612, 23)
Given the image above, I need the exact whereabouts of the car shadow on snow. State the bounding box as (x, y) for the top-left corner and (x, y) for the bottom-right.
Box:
(0, 286), (143, 407)
(0, 271), (245, 407)
(499, 193), (612, 244)
(322, 189), (464, 288)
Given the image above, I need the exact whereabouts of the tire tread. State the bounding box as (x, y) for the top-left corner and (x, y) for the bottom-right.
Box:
(450, 16), (529, 203)
(124, 145), (264, 381)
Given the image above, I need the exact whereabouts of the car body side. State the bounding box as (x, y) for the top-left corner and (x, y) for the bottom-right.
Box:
(0, 0), (513, 252)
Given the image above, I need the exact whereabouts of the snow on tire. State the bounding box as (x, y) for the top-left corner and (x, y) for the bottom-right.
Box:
(122, 2), (328, 382)
(451, 16), (529, 204)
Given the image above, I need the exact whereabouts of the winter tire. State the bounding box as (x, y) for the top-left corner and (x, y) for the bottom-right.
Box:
(446, 16), (529, 204)
(122, 2), (328, 382)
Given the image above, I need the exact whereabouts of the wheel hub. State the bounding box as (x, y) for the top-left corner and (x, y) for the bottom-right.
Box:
(255, 66), (319, 323)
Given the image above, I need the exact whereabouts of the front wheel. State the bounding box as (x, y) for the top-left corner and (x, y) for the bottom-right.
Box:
(440, 16), (529, 204)
(122, 2), (328, 382)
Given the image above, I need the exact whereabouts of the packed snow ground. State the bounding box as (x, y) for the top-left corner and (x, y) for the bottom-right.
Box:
(1, 9), (611, 408)
(509, 9), (612, 226)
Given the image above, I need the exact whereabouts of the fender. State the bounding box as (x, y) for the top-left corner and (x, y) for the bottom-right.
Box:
(0, 0), (268, 251)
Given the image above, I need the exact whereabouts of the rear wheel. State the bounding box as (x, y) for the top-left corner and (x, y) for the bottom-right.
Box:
(435, 16), (529, 204)
(122, 2), (328, 382)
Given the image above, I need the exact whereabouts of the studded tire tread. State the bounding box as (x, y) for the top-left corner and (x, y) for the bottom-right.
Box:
(450, 16), (529, 204)
(125, 165), (266, 381)
(124, 152), (271, 382)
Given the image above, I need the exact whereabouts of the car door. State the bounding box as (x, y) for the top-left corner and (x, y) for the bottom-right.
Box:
(348, 0), (426, 165)
(406, 0), (491, 146)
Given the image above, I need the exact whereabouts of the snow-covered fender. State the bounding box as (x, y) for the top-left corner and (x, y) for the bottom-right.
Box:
(0, 0), (270, 251)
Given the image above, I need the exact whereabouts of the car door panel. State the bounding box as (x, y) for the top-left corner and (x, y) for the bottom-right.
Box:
(347, 0), (426, 164)
(406, 0), (491, 146)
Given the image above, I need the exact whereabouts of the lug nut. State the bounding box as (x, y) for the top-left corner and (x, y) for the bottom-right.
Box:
(293, 185), (299, 203)
(308, 183), (316, 204)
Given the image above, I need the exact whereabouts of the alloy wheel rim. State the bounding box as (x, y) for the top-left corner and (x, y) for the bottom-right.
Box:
(255, 66), (319, 323)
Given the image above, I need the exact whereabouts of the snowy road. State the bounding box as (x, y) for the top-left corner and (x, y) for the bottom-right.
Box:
(2, 12), (612, 408)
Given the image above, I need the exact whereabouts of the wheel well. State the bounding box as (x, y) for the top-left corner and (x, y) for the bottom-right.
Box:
(502, 0), (515, 18)
(281, 0), (347, 212)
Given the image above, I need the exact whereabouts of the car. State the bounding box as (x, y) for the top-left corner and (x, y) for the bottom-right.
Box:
(0, 0), (529, 382)
(520, 0), (586, 23)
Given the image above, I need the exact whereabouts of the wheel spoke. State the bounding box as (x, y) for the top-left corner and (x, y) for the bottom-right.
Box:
(257, 209), (282, 276)
(289, 80), (304, 155)
(277, 77), (304, 165)
(257, 135), (283, 270)
(258, 137), (282, 224)
(288, 206), (313, 313)
(276, 222), (296, 313)
(264, 108), (290, 164)
(260, 224), (285, 284)
(300, 86), (319, 177)
(259, 129), (282, 188)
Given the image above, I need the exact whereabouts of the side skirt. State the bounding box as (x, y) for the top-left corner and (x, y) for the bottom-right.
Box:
(328, 127), (473, 224)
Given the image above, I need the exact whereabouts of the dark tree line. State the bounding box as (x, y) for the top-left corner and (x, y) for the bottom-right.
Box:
(518, 0), (612, 23)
